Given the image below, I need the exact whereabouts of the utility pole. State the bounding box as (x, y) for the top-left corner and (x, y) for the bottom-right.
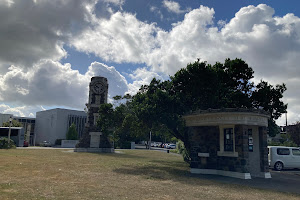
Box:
(8, 116), (12, 141)
(285, 112), (288, 134)
(149, 131), (151, 150)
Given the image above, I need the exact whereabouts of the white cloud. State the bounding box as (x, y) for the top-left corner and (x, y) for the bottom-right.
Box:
(0, 0), (97, 68)
(0, 2), (300, 125)
(127, 67), (167, 95)
(70, 4), (300, 125)
(0, 61), (88, 108)
(71, 5), (216, 75)
(0, 104), (35, 117)
(150, 6), (164, 20)
(86, 62), (129, 99)
(0, 60), (128, 110)
(103, 0), (124, 6)
(71, 11), (160, 64)
(162, 0), (190, 14)
(0, 0), (130, 116)
(0, 0), (15, 7)
(150, 5), (216, 75)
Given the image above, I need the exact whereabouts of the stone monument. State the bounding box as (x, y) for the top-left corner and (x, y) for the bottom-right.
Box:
(75, 77), (114, 153)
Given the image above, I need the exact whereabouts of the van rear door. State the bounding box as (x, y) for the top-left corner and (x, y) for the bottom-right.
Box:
(276, 147), (292, 168)
(291, 148), (300, 168)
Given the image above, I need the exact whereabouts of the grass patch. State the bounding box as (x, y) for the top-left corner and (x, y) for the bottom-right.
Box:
(0, 149), (299, 200)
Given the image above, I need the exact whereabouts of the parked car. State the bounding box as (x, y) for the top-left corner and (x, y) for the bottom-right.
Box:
(154, 142), (162, 147)
(268, 146), (300, 171)
(167, 144), (176, 149)
(23, 141), (29, 147)
(40, 141), (52, 147)
(163, 143), (169, 148)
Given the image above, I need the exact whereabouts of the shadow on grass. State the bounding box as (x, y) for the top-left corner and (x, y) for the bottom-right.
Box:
(112, 161), (213, 186)
(85, 151), (150, 160)
(149, 159), (186, 168)
(84, 149), (181, 161)
(82, 150), (220, 186)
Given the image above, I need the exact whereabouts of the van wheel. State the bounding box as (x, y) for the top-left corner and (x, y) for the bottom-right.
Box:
(274, 162), (283, 171)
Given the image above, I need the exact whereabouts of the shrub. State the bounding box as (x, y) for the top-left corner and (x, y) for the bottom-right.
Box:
(268, 141), (281, 146)
(268, 140), (297, 147)
(176, 140), (190, 163)
(66, 123), (78, 140)
(55, 139), (63, 145)
(0, 137), (16, 149)
(176, 140), (185, 154)
(282, 141), (297, 147)
(119, 141), (131, 149)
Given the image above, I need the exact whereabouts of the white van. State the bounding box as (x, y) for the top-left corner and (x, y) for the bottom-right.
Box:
(268, 146), (300, 171)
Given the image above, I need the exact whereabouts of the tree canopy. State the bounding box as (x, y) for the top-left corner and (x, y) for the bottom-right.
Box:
(288, 122), (300, 146)
(2, 119), (22, 127)
(97, 58), (287, 157)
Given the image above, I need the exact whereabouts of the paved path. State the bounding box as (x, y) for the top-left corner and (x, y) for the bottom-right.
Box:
(17, 146), (74, 150)
(196, 170), (300, 195)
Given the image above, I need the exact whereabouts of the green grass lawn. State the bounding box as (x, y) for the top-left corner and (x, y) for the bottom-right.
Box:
(0, 149), (299, 200)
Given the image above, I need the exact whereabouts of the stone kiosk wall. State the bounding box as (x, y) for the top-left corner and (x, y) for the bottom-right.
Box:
(184, 109), (270, 179)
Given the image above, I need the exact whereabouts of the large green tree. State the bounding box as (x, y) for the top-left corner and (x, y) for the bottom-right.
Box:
(170, 58), (255, 112)
(129, 58), (287, 157)
(97, 96), (146, 148)
(97, 58), (287, 159)
(251, 81), (287, 136)
(288, 122), (300, 146)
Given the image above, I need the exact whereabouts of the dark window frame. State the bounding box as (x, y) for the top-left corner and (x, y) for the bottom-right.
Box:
(224, 128), (234, 152)
(277, 148), (290, 155)
(292, 149), (300, 156)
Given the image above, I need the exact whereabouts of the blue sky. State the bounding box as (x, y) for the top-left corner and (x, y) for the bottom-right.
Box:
(0, 0), (300, 126)
(62, 0), (300, 82)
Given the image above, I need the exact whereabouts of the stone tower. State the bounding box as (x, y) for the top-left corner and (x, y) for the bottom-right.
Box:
(76, 77), (113, 152)
(86, 76), (108, 131)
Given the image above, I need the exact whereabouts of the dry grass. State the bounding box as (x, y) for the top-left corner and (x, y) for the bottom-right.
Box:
(0, 149), (299, 200)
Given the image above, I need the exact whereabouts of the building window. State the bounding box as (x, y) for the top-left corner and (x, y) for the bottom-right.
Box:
(248, 129), (253, 152)
(224, 128), (233, 151)
(217, 125), (238, 157)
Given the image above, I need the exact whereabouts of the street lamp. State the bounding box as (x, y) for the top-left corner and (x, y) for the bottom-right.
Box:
(8, 116), (12, 141)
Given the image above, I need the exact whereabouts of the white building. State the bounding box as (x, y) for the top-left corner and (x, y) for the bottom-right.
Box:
(0, 127), (24, 147)
(14, 116), (35, 146)
(0, 113), (33, 146)
(35, 108), (87, 145)
(0, 113), (11, 126)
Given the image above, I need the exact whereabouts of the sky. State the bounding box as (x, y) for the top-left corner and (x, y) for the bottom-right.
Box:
(0, 0), (300, 126)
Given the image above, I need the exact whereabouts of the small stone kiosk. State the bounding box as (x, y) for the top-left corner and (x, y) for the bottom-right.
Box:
(75, 76), (114, 153)
(183, 108), (270, 179)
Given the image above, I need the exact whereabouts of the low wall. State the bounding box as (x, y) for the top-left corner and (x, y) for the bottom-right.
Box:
(61, 140), (79, 148)
(74, 148), (114, 153)
(131, 142), (135, 149)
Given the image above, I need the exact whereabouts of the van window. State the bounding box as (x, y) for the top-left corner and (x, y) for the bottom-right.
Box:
(277, 148), (290, 155)
(292, 149), (300, 156)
